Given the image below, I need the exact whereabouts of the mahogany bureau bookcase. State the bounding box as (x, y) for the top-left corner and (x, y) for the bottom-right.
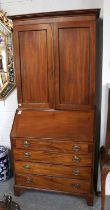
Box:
(10, 9), (100, 206)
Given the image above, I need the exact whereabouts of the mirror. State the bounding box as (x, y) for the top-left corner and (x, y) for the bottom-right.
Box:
(0, 10), (15, 99)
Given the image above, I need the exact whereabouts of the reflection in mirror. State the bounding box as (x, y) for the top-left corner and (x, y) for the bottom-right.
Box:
(0, 31), (7, 90)
(0, 10), (15, 99)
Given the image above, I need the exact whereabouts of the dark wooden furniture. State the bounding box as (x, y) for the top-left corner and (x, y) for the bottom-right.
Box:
(100, 89), (110, 210)
(10, 9), (100, 206)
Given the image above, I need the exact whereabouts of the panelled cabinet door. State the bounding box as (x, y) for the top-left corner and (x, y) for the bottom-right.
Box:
(13, 24), (54, 109)
(54, 21), (96, 110)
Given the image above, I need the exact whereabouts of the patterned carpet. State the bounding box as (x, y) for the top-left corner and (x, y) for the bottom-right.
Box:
(0, 178), (110, 210)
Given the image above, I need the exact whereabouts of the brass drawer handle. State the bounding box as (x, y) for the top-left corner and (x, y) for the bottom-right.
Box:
(72, 169), (80, 176)
(24, 152), (30, 158)
(23, 140), (29, 147)
(73, 156), (80, 162)
(72, 145), (80, 152)
(26, 177), (32, 183)
(72, 183), (80, 189)
(23, 165), (31, 169)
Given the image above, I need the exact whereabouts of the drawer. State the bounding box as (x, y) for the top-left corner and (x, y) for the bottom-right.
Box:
(14, 138), (93, 154)
(14, 161), (91, 179)
(15, 174), (91, 194)
(14, 149), (92, 166)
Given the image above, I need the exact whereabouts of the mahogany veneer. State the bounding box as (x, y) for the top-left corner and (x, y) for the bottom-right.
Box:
(10, 9), (100, 206)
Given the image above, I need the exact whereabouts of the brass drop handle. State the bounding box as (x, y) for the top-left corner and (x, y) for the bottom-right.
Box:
(23, 140), (29, 147)
(72, 169), (80, 176)
(72, 183), (80, 189)
(72, 145), (80, 152)
(24, 152), (30, 158)
(73, 156), (80, 162)
(26, 177), (32, 183)
(23, 165), (31, 169)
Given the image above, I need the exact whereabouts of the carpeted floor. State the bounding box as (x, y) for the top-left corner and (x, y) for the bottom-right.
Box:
(0, 178), (110, 210)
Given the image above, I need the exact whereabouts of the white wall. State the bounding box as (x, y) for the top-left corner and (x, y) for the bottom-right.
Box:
(0, 0), (102, 15)
(0, 90), (17, 148)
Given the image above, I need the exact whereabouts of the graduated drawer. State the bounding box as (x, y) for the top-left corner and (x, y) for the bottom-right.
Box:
(14, 149), (92, 166)
(14, 161), (91, 179)
(14, 138), (93, 154)
(15, 174), (91, 194)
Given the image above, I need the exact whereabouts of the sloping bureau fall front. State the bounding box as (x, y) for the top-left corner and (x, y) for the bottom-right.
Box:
(10, 9), (100, 206)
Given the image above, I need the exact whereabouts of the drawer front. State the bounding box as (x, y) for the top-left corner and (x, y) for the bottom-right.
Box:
(15, 174), (91, 194)
(14, 138), (93, 154)
(14, 161), (91, 179)
(14, 149), (92, 166)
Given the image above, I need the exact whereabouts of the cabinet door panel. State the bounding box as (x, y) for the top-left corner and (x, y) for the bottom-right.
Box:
(14, 24), (53, 108)
(54, 21), (96, 110)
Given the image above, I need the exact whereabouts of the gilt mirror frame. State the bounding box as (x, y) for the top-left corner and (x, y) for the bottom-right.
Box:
(0, 10), (15, 99)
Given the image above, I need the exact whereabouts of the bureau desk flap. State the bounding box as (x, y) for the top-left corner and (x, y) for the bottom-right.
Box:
(11, 109), (95, 140)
